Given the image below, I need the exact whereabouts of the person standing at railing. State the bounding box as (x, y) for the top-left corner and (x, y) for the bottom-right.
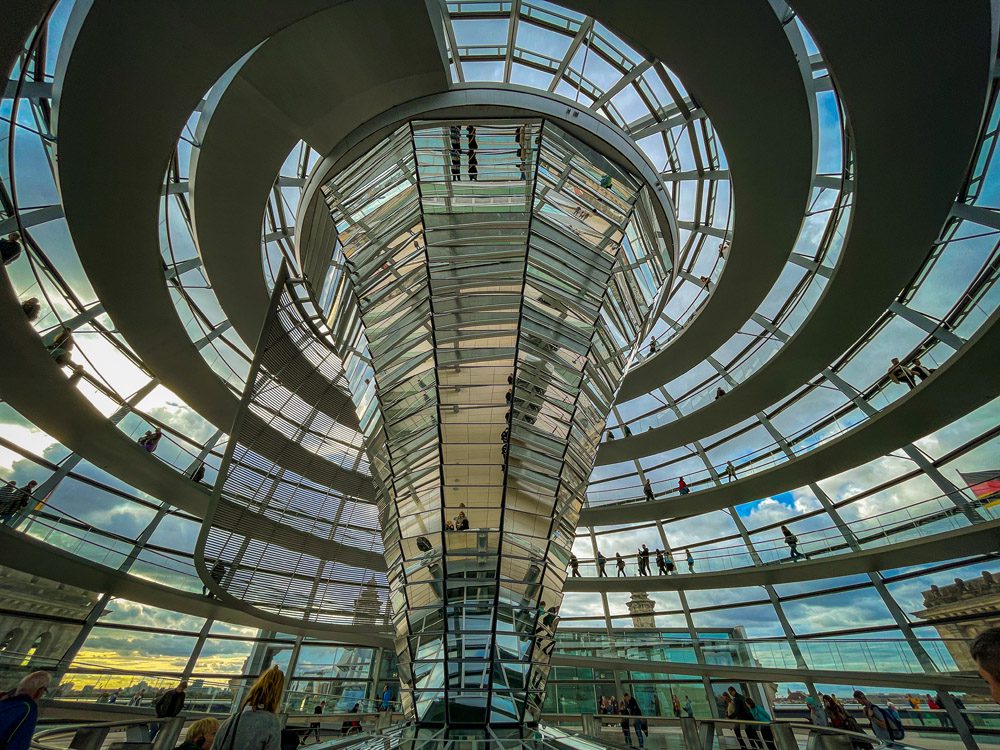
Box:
(746, 697), (777, 750)
(678, 477), (690, 495)
(0, 670), (50, 750)
(685, 549), (695, 573)
(727, 687), (762, 750)
(597, 551), (608, 577)
(0, 480), (36, 524)
(306, 700), (325, 744)
(569, 554), (580, 577)
(214, 666), (283, 750)
(151, 680), (187, 741)
(887, 358), (917, 390)
(638, 545), (651, 576)
(822, 695), (869, 749)
(683, 696), (694, 718)
(725, 461), (737, 482)
(619, 696), (634, 747)
(721, 692), (748, 750)
(625, 692), (646, 748)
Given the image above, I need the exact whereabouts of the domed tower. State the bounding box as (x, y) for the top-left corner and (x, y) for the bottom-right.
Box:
(627, 592), (657, 629)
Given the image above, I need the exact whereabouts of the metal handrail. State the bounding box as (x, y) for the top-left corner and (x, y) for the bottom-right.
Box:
(31, 716), (184, 750)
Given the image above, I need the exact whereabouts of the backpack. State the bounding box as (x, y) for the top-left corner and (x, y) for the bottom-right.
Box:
(154, 691), (173, 718)
(874, 706), (905, 740)
(0, 695), (34, 747)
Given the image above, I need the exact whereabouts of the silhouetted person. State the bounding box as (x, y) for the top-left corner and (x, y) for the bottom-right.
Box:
(205, 561), (226, 597)
(686, 549), (695, 573)
(715, 387), (726, 400)
(607, 430), (616, 441)
(307, 701), (325, 743)
(648, 340), (657, 355)
(638, 545), (650, 576)
(623, 424), (632, 437)
(21, 297), (40, 321)
(597, 550), (608, 577)
(888, 357), (916, 389)
(0, 232), (22, 265)
(569, 554), (580, 577)
(515, 126), (527, 180)
(192, 463), (206, 483)
(643, 478), (654, 501)
(725, 461), (737, 482)
(616, 552), (626, 577)
(467, 126), (478, 181)
(449, 126), (462, 181)
(139, 427), (162, 453)
(1, 480), (37, 523)
(47, 328), (74, 366)
(911, 358), (933, 381)
(781, 525), (804, 560)
(727, 687), (761, 750)
(656, 549), (667, 575)
(151, 681), (188, 741)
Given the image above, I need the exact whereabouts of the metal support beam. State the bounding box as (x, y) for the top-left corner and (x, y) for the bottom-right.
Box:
(888, 301), (965, 350)
(0, 204), (63, 235)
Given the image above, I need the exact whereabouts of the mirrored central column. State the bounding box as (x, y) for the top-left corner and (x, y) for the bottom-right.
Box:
(321, 118), (669, 729)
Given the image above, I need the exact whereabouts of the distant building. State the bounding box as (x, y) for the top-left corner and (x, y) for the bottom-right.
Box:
(626, 592), (656, 628)
(0, 568), (98, 686)
(353, 579), (385, 626)
(913, 570), (1000, 670)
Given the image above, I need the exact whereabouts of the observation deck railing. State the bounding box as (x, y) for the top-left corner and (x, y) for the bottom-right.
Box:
(572, 484), (997, 576)
(551, 634), (970, 675)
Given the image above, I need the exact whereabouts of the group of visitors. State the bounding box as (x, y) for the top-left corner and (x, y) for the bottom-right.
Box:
(449, 125), (480, 181)
(444, 504), (469, 531)
(721, 686), (776, 750)
(597, 693), (646, 747)
(0, 479), (38, 524)
(639, 465), (737, 502)
(569, 548), (696, 577)
(5, 233), (88, 385)
(887, 356), (933, 389)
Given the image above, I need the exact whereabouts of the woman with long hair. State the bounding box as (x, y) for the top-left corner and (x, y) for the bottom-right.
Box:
(212, 666), (284, 749)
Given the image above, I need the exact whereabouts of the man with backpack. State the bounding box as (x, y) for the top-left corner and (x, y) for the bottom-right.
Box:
(0, 671), (50, 750)
(150, 680), (187, 740)
(853, 690), (905, 747)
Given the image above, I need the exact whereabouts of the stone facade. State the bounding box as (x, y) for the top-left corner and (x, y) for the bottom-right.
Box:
(913, 570), (1000, 671)
(626, 592), (657, 628)
(0, 568), (96, 683)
